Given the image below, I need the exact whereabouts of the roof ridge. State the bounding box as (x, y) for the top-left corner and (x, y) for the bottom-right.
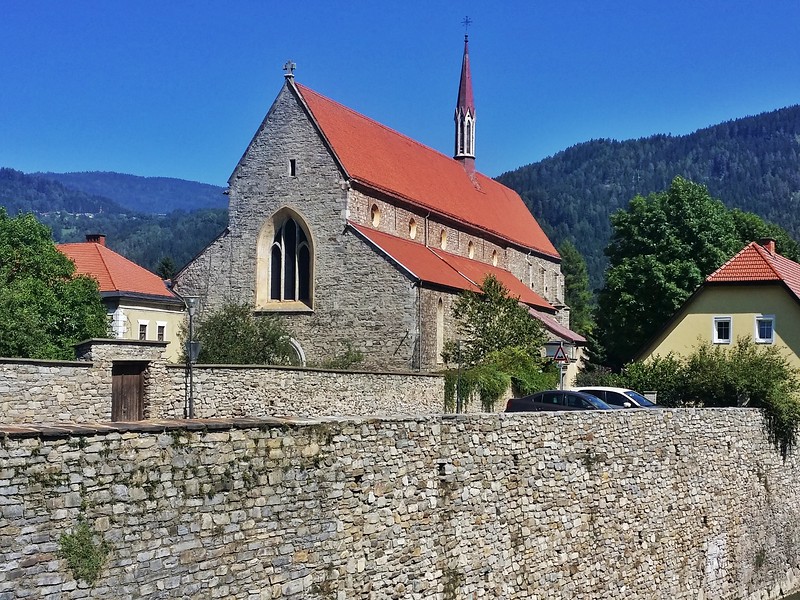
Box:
(95, 244), (120, 291)
(706, 241), (764, 281)
(752, 242), (785, 280)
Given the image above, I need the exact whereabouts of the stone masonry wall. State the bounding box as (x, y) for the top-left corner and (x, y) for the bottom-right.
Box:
(144, 364), (445, 419)
(1, 410), (799, 599)
(0, 357), (446, 425)
(0, 359), (110, 424)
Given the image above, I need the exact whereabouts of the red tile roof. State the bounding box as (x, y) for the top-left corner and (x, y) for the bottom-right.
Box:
(58, 242), (177, 299)
(529, 308), (587, 345)
(349, 222), (554, 312)
(706, 242), (800, 300)
(296, 83), (558, 259)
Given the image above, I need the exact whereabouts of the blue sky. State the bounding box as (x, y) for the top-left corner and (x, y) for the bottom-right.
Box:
(2, 1), (800, 186)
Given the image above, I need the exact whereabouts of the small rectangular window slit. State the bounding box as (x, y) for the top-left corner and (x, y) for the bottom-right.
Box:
(290, 159), (296, 176)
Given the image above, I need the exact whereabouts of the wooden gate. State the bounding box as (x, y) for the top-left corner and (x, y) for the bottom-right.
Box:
(111, 362), (146, 421)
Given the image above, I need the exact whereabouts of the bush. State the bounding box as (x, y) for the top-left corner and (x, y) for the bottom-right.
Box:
(316, 340), (365, 370)
(444, 347), (557, 412)
(59, 519), (109, 585)
(186, 303), (297, 365)
(618, 338), (800, 456)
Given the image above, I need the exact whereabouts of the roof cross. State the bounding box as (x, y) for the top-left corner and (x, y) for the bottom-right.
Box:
(283, 60), (296, 79)
(462, 15), (472, 33)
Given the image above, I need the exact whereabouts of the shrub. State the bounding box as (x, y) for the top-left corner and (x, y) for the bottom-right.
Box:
(618, 338), (800, 456)
(444, 347), (557, 412)
(59, 519), (109, 585)
(184, 302), (297, 365)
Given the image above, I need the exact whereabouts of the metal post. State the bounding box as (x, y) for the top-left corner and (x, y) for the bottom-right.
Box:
(184, 296), (199, 419)
(455, 340), (463, 414)
(188, 308), (194, 419)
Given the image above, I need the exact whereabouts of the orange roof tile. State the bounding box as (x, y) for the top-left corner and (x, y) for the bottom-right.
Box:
(349, 222), (554, 312)
(529, 308), (587, 345)
(58, 242), (177, 299)
(706, 242), (800, 300)
(297, 83), (558, 260)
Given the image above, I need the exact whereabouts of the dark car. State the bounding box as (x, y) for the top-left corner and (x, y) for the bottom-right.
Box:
(571, 387), (658, 409)
(505, 390), (614, 412)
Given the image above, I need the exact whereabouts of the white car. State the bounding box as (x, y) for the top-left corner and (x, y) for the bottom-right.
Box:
(571, 386), (657, 409)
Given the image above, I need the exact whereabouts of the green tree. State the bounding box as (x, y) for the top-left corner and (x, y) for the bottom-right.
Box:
(190, 302), (296, 365)
(0, 210), (108, 359)
(443, 275), (546, 366)
(729, 209), (800, 262)
(442, 276), (554, 411)
(558, 240), (594, 335)
(596, 177), (743, 369)
(156, 256), (177, 280)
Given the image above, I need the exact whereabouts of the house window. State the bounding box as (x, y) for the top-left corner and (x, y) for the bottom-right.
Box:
(713, 317), (732, 344)
(409, 218), (417, 239)
(467, 241), (474, 259)
(138, 321), (148, 340)
(289, 159), (296, 176)
(755, 315), (775, 344)
(156, 322), (166, 342)
(492, 250), (498, 267)
(371, 204), (381, 227)
(440, 229), (448, 250)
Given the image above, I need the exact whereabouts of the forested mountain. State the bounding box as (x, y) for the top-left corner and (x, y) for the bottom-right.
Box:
(32, 171), (226, 214)
(0, 168), (227, 274)
(6, 103), (800, 288)
(0, 168), (126, 215)
(496, 104), (800, 289)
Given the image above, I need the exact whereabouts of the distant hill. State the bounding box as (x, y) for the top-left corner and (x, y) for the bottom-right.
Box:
(496, 104), (800, 289)
(0, 167), (127, 215)
(0, 168), (227, 274)
(32, 171), (227, 214)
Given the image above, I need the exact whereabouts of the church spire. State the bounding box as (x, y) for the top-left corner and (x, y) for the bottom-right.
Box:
(454, 33), (476, 172)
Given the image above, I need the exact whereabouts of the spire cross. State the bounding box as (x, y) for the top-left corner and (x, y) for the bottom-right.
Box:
(461, 16), (472, 33)
(283, 60), (296, 78)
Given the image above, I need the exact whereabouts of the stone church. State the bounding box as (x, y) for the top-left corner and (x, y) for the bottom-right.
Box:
(174, 36), (584, 371)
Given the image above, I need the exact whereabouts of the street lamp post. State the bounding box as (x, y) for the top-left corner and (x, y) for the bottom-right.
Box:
(184, 296), (200, 419)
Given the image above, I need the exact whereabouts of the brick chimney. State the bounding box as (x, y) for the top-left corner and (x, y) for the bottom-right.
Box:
(757, 238), (776, 255)
(85, 234), (106, 246)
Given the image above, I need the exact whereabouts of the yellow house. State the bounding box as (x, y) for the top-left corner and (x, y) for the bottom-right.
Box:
(58, 235), (186, 361)
(636, 240), (800, 368)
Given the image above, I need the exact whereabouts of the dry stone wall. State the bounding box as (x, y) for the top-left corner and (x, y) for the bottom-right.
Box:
(0, 359), (110, 424)
(0, 354), (446, 425)
(144, 363), (445, 419)
(1, 409), (799, 599)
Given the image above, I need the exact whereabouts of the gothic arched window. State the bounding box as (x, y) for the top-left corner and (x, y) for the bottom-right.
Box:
(270, 217), (310, 302)
(257, 210), (314, 309)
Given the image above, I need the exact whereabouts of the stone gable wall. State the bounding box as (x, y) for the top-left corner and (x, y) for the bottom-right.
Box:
(174, 84), (421, 370)
(1, 410), (799, 599)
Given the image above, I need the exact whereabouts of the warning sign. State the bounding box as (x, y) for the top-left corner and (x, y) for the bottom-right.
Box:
(552, 345), (569, 363)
